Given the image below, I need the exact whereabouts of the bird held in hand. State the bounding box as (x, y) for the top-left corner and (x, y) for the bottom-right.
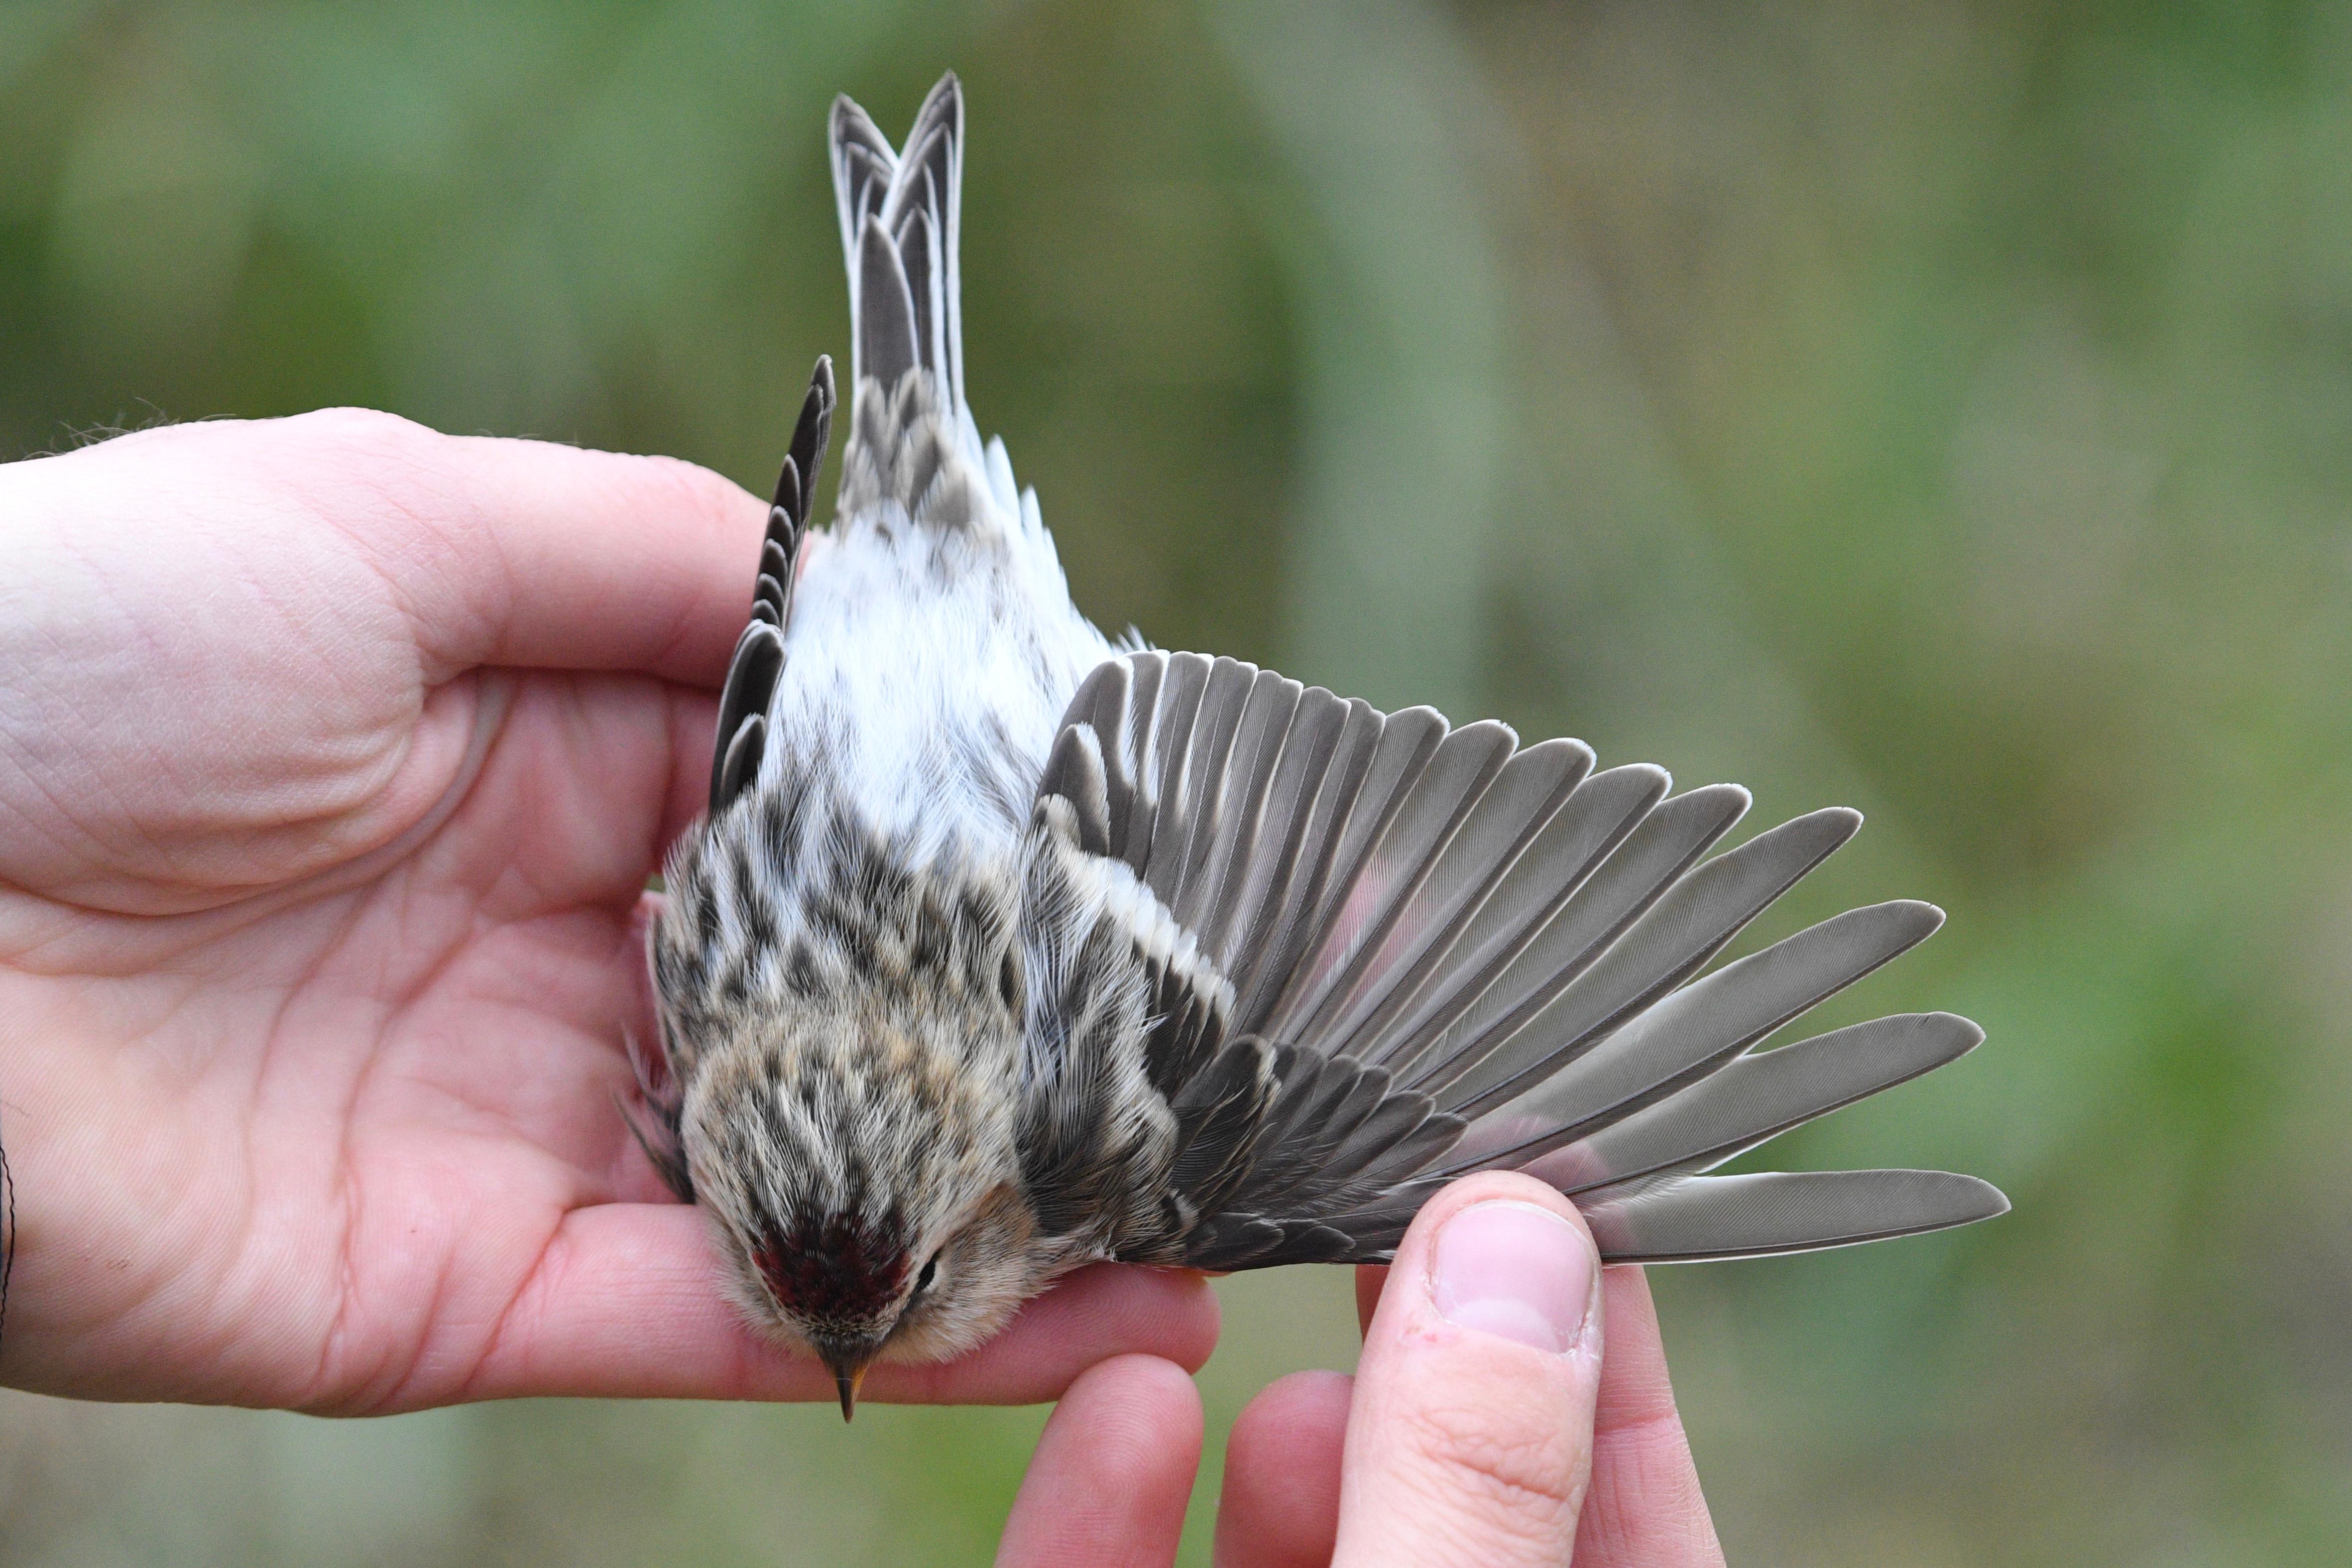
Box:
(632, 74), (2008, 1420)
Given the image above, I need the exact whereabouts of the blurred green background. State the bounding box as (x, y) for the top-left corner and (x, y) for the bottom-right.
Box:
(4, 0), (2351, 1562)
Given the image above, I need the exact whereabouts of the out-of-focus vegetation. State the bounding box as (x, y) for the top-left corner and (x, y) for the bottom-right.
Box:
(4, 0), (2351, 1562)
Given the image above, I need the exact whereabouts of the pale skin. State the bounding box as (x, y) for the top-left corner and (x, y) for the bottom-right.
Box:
(0, 413), (1724, 1563)
(1004, 1178), (1731, 1567)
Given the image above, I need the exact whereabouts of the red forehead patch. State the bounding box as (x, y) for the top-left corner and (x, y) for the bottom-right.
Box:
(753, 1211), (910, 1327)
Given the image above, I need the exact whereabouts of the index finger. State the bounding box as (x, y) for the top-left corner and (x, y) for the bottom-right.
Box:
(1571, 1266), (1727, 1568)
(431, 1204), (1221, 1411)
(995, 1355), (1203, 1568)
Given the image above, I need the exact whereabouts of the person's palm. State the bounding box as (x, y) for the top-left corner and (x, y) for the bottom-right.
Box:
(0, 411), (1212, 1410)
(0, 412), (1726, 1568)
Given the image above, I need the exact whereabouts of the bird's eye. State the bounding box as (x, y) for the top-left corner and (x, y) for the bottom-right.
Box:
(911, 1255), (939, 1300)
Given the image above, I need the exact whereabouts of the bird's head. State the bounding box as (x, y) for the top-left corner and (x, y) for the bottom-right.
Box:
(682, 1003), (1042, 1417)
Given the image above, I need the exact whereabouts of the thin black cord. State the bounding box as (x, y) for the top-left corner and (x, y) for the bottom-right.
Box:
(0, 1106), (14, 1364)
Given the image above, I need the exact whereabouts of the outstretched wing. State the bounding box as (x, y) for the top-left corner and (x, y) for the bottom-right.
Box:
(1033, 651), (2006, 1269)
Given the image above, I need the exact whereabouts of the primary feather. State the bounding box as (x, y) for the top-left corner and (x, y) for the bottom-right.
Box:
(643, 73), (2006, 1385)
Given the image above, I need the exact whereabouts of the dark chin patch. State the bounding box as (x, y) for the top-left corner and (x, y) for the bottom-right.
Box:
(753, 1210), (909, 1327)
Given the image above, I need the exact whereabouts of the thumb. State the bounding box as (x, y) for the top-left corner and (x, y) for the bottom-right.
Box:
(1333, 1172), (1605, 1568)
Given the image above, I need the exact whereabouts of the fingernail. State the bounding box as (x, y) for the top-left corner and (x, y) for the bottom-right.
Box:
(1430, 1201), (1598, 1354)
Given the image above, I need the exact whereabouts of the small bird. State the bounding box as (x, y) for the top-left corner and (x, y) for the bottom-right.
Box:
(634, 73), (2008, 1421)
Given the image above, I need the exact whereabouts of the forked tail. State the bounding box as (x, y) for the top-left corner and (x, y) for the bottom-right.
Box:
(832, 73), (964, 405)
(830, 73), (1005, 532)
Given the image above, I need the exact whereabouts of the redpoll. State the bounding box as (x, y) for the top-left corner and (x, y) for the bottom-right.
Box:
(633, 73), (2006, 1420)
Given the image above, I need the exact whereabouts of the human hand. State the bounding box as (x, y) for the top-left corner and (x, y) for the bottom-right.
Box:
(0, 411), (1215, 1412)
(1215, 1172), (1724, 1566)
(993, 1170), (1726, 1567)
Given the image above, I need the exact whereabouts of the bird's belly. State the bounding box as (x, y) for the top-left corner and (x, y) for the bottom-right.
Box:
(765, 523), (1113, 856)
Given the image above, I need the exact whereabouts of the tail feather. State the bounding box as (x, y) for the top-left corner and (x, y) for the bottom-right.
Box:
(856, 219), (923, 392)
(827, 73), (1004, 534)
(831, 74), (965, 403)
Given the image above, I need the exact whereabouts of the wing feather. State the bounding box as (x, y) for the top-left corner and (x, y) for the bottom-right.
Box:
(1578, 1169), (2011, 1262)
(707, 360), (834, 819)
(1025, 654), (2002, 1269)
(1526, 1011), (1986, 1196)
